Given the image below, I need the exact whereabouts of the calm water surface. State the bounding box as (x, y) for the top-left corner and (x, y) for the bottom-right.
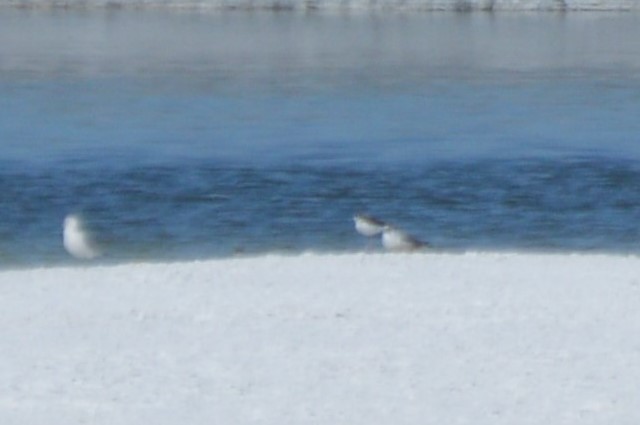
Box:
(1, 10), (640, 266)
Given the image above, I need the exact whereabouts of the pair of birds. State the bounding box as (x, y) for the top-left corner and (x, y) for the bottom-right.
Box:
(353, 213), (427, 252)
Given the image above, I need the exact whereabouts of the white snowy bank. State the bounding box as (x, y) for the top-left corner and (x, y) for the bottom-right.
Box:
(3, 0), (640, 10)
(1, 252), (640, 424)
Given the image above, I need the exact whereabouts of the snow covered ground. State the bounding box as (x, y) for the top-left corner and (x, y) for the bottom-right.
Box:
(1, 252), (639, 424)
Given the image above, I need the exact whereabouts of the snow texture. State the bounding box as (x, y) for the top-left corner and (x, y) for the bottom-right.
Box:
(1, 252), (640, 424)
(2, 0), (639, 10)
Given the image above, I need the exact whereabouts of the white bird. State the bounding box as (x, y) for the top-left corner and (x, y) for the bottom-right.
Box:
(381, 225), (427, 252)
(63, 214), (101, 260)
(353, 213), (386, 237)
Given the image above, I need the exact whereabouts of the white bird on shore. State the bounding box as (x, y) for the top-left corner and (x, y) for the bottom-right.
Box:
(381, 225), (427, 252)
(63, 214), (101, 260)
(353, 213), (386, 237)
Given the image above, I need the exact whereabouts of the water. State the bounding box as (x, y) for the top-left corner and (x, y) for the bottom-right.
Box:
(2, 10), (640, 267)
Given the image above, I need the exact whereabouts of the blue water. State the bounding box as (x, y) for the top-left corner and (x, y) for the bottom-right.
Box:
(2, 10), (640, 267)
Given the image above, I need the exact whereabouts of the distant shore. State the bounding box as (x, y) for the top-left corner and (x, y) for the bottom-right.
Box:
(2, 0), (640, 11)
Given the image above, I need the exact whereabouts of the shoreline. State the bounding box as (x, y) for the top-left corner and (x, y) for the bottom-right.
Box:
(2, 248), (640, 272)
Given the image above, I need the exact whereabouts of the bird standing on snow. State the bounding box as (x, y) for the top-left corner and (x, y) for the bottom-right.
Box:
(63, 214), (101, 260)
(353, 213), (386, 237)
(381, 225), (427, 252)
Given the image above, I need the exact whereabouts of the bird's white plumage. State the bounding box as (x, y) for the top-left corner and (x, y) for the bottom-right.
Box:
(381, 225), (425, 252)
(63, 214), (101, 260)
(353, 214), (386, 237)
